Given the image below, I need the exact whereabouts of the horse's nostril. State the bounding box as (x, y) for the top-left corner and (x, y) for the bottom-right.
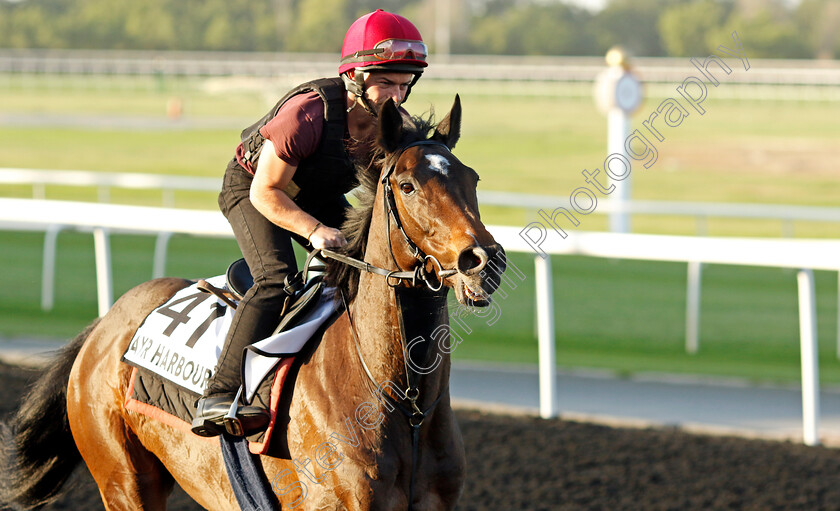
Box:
(488, 245), (507, 273)
(457, 247), (489, 275)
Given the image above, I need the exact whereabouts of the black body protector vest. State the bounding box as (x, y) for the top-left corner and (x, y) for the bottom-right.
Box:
(238, 77), (358, 206)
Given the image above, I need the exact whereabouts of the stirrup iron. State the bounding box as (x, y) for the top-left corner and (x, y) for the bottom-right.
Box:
(223, 386), (244, 436)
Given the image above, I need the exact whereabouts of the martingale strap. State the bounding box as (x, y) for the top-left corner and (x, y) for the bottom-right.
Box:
(340, 288), (449, 511)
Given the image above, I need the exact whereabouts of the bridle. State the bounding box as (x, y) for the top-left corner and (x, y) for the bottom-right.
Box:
(313, 138), (460, 510)
(380, 139), (458, 292)
(318, 139), (458, 291)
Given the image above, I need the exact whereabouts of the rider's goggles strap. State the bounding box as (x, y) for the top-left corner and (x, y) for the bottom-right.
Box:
(340, 39), (428, 64)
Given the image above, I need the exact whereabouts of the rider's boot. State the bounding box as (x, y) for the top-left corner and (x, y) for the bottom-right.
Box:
(191, 389), (270, 437)
(191, 275), (303, 438)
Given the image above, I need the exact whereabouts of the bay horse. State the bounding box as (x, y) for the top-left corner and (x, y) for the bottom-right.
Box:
(0, 96), (505, 510)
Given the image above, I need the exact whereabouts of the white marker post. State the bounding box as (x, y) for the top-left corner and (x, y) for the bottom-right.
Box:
(594, 46), (643, 233)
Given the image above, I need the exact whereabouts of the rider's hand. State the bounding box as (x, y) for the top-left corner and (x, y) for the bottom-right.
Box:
(309, 225), (347, 250)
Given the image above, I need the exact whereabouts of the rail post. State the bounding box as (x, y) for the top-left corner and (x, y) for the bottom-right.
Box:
(535, 255), (557, 418)
(93, 227), (114, 317)
(153, 231), (174, 278)
(40, 224), (64, 311)
(797, 269), (820, 446)
(685, 261), (703, 354)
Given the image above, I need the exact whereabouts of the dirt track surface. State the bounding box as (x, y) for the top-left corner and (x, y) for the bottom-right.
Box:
(2, 362), (840, 510)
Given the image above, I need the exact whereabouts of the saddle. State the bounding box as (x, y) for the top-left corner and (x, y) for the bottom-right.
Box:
(217, 257), (326, 334)
(123, 258), (337, 455)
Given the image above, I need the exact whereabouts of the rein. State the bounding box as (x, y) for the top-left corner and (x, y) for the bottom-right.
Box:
(315, 138), (458, 510)
(320, 248), (455, 290)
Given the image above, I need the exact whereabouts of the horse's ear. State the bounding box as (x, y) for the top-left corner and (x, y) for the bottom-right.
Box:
(377, 99), (403, 153)
(432, 94), (461, 149)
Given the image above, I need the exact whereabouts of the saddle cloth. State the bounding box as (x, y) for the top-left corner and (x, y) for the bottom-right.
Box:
(121, 275), (339, 454)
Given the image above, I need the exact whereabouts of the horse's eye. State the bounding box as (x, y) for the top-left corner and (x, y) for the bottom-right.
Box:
(400, 183), (415, 195)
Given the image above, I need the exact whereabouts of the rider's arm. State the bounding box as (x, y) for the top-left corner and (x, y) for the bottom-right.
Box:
(250, 141), (345, 249)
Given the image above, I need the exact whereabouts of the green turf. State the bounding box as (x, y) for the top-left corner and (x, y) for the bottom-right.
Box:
(0, 127), (237, 176)
(2, 230), (839, 385)
(3, 86), (838, 219)
(450, 252), (840, 384)
(2, 75), (840, 383)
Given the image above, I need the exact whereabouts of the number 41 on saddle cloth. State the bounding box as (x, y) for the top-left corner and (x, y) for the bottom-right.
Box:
(121, 275), (339, 452)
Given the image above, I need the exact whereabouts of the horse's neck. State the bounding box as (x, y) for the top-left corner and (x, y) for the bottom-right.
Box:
(346, 250), (451, 407)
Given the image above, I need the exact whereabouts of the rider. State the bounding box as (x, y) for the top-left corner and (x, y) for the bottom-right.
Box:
(192, 9), (429, 437)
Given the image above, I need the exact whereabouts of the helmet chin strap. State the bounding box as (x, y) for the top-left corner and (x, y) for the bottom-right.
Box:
(343, 71), (379, 118)
(351, 95), (380, 118)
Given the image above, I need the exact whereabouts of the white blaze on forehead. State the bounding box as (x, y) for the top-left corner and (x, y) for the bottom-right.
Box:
(425, 154), (450, 176)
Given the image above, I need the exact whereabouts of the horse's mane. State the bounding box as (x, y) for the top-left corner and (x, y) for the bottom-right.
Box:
(323, 112), (438, 301)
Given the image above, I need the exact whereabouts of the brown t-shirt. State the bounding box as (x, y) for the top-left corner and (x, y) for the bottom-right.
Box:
(235, 91), (386, 174)
(235, 92), (323, 173)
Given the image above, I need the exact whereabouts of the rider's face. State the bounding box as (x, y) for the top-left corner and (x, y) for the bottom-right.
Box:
(362, 71), (414, 108)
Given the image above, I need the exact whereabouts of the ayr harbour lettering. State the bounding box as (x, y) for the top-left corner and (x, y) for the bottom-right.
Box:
(123, 286), (230, 393)
(125, 335), (213, 390)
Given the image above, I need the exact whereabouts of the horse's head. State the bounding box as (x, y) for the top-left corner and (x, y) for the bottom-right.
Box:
(373, 96), (506, 306)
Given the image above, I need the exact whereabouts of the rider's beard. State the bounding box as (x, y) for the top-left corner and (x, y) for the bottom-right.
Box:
(367, 95), (401, 117)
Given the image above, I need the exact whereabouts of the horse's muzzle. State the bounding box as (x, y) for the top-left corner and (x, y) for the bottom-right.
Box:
(452, 244), (506, 305)
(458, 244), (505, 275)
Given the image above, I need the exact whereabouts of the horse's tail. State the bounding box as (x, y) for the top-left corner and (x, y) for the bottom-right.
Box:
(0, 318), (99, 509)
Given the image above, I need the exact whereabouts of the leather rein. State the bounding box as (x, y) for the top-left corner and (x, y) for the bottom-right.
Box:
(312, 139), (457, 509)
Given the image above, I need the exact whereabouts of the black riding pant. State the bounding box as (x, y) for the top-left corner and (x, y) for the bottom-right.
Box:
(205, 158), (349, 399)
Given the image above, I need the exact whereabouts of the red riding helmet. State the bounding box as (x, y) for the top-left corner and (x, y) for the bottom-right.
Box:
(339, 9), (427, 112)
(339, 9), (428, 75)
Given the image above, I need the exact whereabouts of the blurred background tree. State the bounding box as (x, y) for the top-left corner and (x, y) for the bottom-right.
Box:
(0, 0), (833, 59)
(795, 0), (840, 59)
(466, 2), (593, 55)
(706, 0), (810, 58)
(659, 0), (732, 57)
(587, 0), (670, 57)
